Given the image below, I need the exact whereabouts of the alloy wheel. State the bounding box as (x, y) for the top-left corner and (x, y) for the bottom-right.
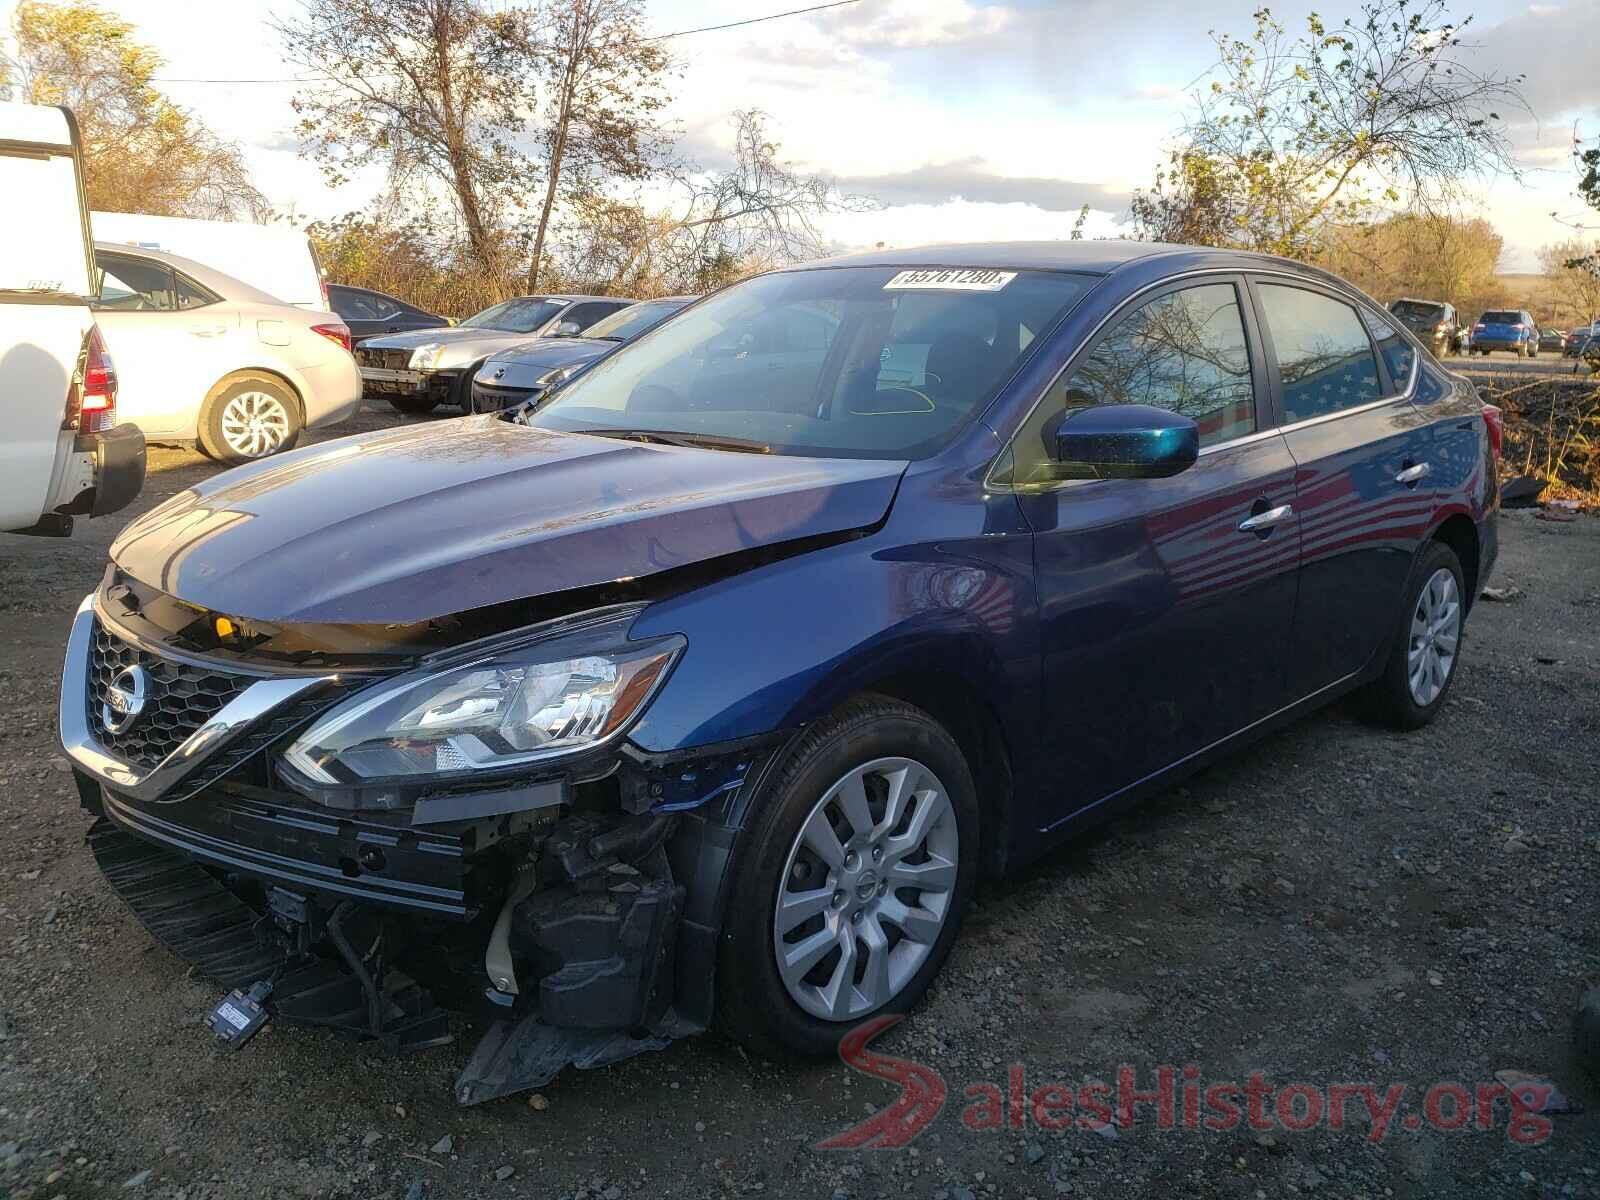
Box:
(1407, 567), (1460, 706)
(220, 391), (292, 458)
(772, 756), (958, 1021)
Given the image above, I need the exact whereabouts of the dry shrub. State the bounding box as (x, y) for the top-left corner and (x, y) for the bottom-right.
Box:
(1476, 375), (1600, 506)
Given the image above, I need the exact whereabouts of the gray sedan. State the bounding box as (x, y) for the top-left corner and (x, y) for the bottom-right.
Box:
(355, 294), (636, 413)
(470, 296), (697, 413)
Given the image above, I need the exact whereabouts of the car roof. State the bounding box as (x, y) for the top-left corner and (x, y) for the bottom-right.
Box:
(94, 240), (287, 307)
(795, 239), (1356, 283)
(1391, 297), (1447, 305)
(519, 293), (638, 303)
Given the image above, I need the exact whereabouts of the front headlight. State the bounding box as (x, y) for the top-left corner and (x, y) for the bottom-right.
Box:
(279, 614), (682, 803)
(409, 343), (444, 369)
(536, 362), (583, 388)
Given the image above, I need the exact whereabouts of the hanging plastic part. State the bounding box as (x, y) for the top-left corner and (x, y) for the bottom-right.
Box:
(484, 861), (540, 998)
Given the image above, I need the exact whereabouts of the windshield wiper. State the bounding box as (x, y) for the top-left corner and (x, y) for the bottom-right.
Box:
(575, 428), (771, 454)
(593, 335), (626, 342)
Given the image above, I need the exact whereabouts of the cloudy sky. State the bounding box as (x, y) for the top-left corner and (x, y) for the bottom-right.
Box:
(6, 0), (1597, 270)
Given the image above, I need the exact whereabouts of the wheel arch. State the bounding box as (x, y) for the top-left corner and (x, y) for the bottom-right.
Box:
(1428, 511), (1481, 612)
(204, 365), (308, 425)
(852, 672), (1013, 880)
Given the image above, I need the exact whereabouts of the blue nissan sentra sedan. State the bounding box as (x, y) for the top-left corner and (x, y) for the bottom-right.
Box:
(61, 242), (1499, 1100)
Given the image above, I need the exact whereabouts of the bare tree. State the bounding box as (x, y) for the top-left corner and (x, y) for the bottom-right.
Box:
(525, 0), (672, 290)
(276, 0), (541, 278)
(1138, 0), (1527, 257)
(553, 111), (869, 295)
(3, 0), (267, 219)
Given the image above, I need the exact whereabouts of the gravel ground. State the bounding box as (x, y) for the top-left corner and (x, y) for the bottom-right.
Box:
(1, 405), (1597, 1200)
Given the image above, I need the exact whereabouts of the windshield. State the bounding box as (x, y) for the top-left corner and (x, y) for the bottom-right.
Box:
(462, 297), (568, 333)
(1390, 301), (1443, 321)
(527, 266), (1095, 459)
(1480, 311), (1520, 325)
(583, 298), (691, 342)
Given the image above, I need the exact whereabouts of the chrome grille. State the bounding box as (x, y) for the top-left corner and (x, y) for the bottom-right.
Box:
(87, 622), (251, 770)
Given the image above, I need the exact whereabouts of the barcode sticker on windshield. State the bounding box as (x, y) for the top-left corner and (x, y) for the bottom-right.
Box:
(883, 268), (1017, 292)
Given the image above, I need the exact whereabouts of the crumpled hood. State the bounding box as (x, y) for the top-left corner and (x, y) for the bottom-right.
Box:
(110, 418), (906, 624)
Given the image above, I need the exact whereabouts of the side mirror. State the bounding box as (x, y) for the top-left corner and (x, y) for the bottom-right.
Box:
(1051, 403), (1200, 480)
(554, 319), (583, 336)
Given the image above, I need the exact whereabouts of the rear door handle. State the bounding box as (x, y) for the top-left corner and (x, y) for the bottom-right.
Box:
(189, 323), (228, 337)
(1395, 462), (1431, 486)
(1238, 503), (1293, 533)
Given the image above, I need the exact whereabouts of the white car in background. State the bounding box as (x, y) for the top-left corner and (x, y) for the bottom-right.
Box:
(93, 243), (361, 462)
(92, 210), (328, 310)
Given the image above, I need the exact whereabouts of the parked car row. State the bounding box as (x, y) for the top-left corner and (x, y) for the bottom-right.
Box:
(1385, 296), (1600, 361)
(353, 294), (638, 413)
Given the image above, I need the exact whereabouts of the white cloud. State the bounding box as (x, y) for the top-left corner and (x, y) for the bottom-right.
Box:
(820, 198), (1125, 251)
(816, 0), (1015, 50)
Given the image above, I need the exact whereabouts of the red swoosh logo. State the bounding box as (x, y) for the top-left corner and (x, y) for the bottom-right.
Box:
(815, 1016), (947, 1149)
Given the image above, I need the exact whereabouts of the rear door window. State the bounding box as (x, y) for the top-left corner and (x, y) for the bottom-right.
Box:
(95, 254), (176, 311)
(332, 288), (380, 320)
(1359, 310), (1417, 394)
(1256, 284), (1382, 423)
(173, 272), (217, 310)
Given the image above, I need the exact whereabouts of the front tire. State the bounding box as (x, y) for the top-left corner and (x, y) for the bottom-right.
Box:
(1360, 542), (1466, 730)
(198, 374), (302, 464)
(716, 697), (979, 1059)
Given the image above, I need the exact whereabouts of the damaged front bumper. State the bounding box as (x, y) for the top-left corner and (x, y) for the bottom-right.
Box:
(59, 592), (785, 1103)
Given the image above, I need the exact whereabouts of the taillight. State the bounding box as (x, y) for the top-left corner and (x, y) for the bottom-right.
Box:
(1481, 404), (1503, 460)
(312, 322), (352, 353)
(64, 325), (117, 434)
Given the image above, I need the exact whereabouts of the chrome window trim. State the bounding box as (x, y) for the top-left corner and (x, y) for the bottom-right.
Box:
(60, 594), (339, 803)
(991, 265), (1422, 491)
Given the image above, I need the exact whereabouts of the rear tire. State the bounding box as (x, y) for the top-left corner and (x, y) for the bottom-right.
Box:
(198, 374), (302, 464)
(1359, 542), (1466, 731)
(386, 394), (439, 415)
(715, 696), (979, 1059)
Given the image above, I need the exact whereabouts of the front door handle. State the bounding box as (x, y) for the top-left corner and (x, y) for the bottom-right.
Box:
(1238, 503), (1294, 533)
(1395, 462), (1431, 486)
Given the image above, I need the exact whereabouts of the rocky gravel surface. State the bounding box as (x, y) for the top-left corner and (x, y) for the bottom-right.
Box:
(1, 407), (1596, 1198)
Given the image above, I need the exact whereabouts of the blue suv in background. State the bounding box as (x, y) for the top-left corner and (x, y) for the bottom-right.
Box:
(61, 242), (1501, 1102)
(1471, 308), (1539, 357)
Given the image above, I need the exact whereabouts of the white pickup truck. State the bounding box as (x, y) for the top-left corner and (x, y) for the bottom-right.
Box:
(2, 102), (145, 537)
